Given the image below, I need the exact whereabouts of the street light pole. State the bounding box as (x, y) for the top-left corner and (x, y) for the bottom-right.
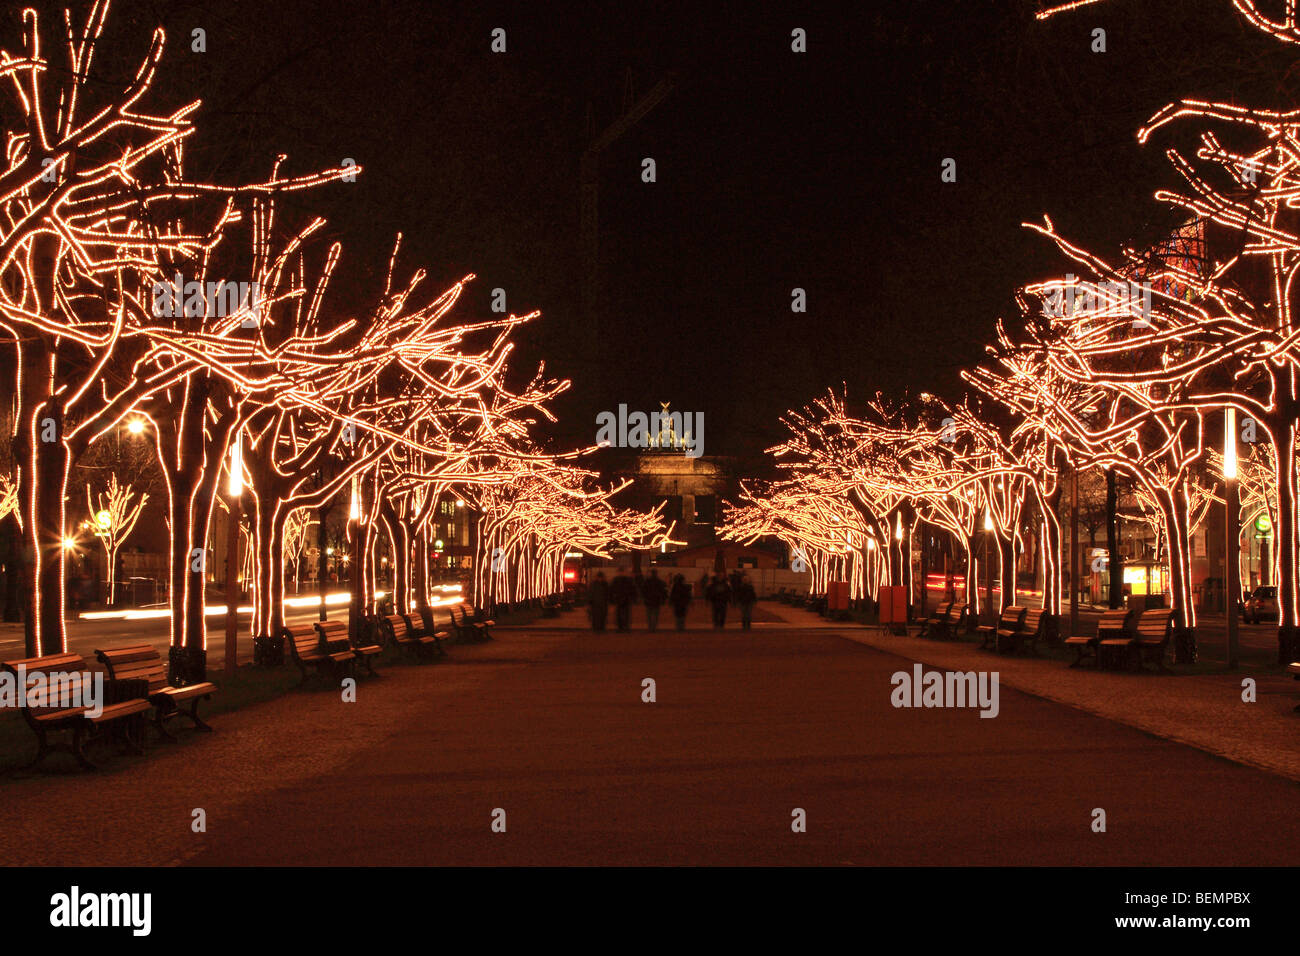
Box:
(983, 509), (994, 625)
(1224, 407), (1239, 669)
(348, 476), (362, 644)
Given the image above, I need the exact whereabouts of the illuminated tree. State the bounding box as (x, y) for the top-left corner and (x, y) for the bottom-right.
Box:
(466, 454), (676, 609)
(723, 477), (882, 599)
(1039, 0), (1300, 661)
(85, 475), (148, 606)
(283, 508), (317, 593)
(0, 4), (348, 659)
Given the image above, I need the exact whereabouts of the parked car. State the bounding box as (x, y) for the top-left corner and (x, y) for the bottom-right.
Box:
(1245, 585), (1278, 624)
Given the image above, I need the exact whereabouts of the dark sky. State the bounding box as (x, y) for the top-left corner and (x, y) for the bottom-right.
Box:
(47, 0), (1298, 457)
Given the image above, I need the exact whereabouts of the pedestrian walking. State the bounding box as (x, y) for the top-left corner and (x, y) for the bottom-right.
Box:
(707, 571), (731, 629)
(641, 568), (667, 631)
(736, 573), (757, 630)
(588, 571), (609, 632)
(670, 573), (691, 630)
(610, 567), (636, 632)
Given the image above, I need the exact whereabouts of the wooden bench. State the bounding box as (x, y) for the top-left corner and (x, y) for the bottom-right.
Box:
(1001, 607), (1046, 654)
(977, 605), (1026, 651)
(451, 603), (493, 642)
(318, 619), (381, 675)
(283, 623), (356, 684)
(1099, 608), (1174, 672)
(1064, 608), (1131, 668)
(2, 653), (151, 770)
(403, 610), (449, 657)
(382, 612), (419, 657)
(933, 602), (969, 640)
(416, 605), (456, 649)
(915, 601), (952, 639)
(95, 644), (217, 739)
(383, 612), (445, 660)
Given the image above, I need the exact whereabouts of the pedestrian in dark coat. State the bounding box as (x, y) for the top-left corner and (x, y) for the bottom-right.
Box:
(670, 574), (691, 630)
(588, 572), (609, 632)
(610, 568), (636, 632)
(707, 572), (731, 629)
(641, 568), (668, 632)
(736, 574), (757, 630)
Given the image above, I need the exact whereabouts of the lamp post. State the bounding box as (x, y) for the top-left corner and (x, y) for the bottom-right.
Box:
(983, 508), (994, 625)
(348, 476), (362, 644)
(224, 431), (242, 676)
(1224, 407), (1239, 669)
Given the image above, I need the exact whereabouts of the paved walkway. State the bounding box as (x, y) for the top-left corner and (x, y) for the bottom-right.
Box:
(797, 606), (1300, 782)
(2, 601), (1298, 866)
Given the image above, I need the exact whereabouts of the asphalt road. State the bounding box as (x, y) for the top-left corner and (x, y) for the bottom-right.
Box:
(167, 614), (1300, 866)
(0, 603), (329, 667)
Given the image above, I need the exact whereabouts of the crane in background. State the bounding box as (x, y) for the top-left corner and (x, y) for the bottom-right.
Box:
(580, 71), (677, 394)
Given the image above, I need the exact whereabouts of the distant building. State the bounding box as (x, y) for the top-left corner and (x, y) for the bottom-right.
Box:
(596, 445), (737, 552)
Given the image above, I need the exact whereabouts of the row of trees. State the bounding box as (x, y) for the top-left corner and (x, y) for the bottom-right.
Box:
(725, 0), (1300, 662)
(0, 3), (671, 681)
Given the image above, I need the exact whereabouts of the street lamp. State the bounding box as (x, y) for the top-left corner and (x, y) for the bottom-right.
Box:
(126, 418), (145, 436)
(348, 476), (363, 643)
(1224, 407), (1239, 668)
(983, 509), (994, 623)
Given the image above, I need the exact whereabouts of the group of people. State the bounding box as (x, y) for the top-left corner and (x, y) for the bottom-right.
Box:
(585, 567), (758, 632)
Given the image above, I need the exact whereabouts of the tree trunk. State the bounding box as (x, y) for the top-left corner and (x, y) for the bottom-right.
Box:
(413, 526), (429, 610)
(997, 534), (1016, 613)
(1106, 468), (1123, 610)
(318, 504), (330, 623)
(251, 498), (289, 660)
(1273, 417), (1299, 662)
(12, 332), (70, 656)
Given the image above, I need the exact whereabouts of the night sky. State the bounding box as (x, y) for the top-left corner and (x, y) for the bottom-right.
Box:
(60, 0), (1298, 456)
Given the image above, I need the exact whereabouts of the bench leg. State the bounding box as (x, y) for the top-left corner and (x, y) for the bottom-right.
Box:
(1144, 648), (1173, 675)
(154, 708), (180, 742)
(186, 697), (214, 732)
(70, 725), (97, 771)
(26, 729), (55, 770)
(121, 716), (147, 756)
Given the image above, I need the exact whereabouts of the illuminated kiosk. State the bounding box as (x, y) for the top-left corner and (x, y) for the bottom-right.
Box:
(1123, 558), (1169, 609)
